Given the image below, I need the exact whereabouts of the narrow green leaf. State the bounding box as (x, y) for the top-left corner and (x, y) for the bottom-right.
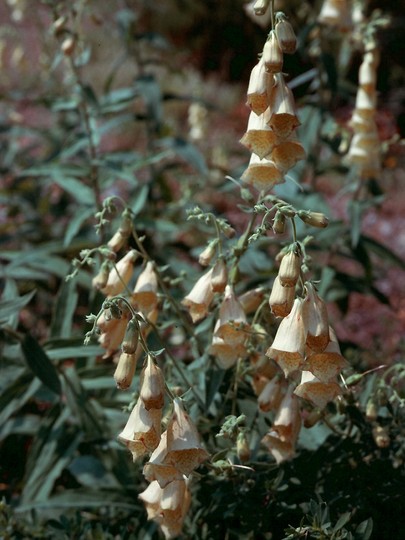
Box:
(349, 200), (362, 248)
(333, 512), (352, 533)
(63, 206), (95, 247)
(0, 289), (36, 324)
(50, 279), (79, 339)
(21, 334), (62, 396)
(48, 177), (95, 205)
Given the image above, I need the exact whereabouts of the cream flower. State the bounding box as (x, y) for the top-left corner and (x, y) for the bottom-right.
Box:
(294, 370), (341, 410)
(266, 298), (306, 376)
(182, 268), (214, 323)
(143, 399), (209, 488)
(132, 261), (159, 315)
(140, 355), (165, 410)
(118, 397), (161, 461)
(262, 386), (301, 463)
(139, 478), (191, 540)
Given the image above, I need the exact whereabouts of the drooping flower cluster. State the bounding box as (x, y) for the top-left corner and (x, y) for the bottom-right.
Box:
(240, 12), (305, 192)
(346, 46), (381, 179)
(86, 213), (209, 538)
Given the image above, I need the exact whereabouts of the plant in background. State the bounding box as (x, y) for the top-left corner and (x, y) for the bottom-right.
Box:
(0, 0), (404, 538)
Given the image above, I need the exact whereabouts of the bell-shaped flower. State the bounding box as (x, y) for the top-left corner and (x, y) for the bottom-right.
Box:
(143, 399), (209, 488)
(211, 258), (228, 293)
(262, 31), (283, 73)
(262, 386), (301, 463)
(266, 298), (306, 376)
(294, 370), (341, 410)
(240, 109), (279, 160)
(239, 287), (265, 314)
(269, 275), (295, 318)
(118, 397), (162, 461)
(215, 285), (248, 345)
(246, 57), (270, 116)
(241, 152), (285, 192)
(140, 355), (165, 410)
(182, 268), (214, 323)
(258, 376), (286, 413)
(210, 320), (248, 369)
(267, 74), (300, 140)
(306, 326), (348, 382)
(302, 282), (330, 352)
(132, 261), (159, 315)
(271, 137), (306, 172)
(139, 478), (191, 540)
(101, 250), (137, 296)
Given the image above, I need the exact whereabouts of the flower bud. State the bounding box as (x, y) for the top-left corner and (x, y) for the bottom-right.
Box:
(140, 355), (165, 410)
(52, 16), (67, 36)
(122, 318), (139, 354)
(365, 399), (378, 422)
(269, 275), (295, 318)
(114, 351), (137, 390)
(263, 31), (283, 74)
(222, 223), (236, 239)
(107, 231), (127, 252)
(236, 431), (251, 463)
(272, 211), (286, 234)
(278, 249), (301, 287)
(198, 241), (217, 266)
(275, 16), (297, 54)
(298, 211), (329, 228)
(101, 250), (137, 297)
(253, 0), (270, 16)
(92, 261), (110, 291)
(61, 36), (75, 56)
(372, 425), (390, 448)
(211, 258), (228, 293)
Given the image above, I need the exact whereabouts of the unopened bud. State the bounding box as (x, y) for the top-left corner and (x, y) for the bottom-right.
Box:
(236, 431), (251, 463)
(372, 425), (390, 448)
(199, 241), (218, 266)
(298, 211), (329, 228)
(61, 36), (75, 56)
(114, 352), (137, 390)
(365, 399), (378, 422)
(211, 258), (228, 293)
(107, 231), (127, 253)
(222, 224), (236, 239)
(278, 249), (301, 287)
(272, 211), (286, 234)
(275, 15), (297, 55)
(121, 318), (139, 354)
(118, 211), (133, 237)
(263, 31), (283, 74)
(53, 16), (67, 36)
(253, 0), (270, 16)
(92, 261), (110, 290)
